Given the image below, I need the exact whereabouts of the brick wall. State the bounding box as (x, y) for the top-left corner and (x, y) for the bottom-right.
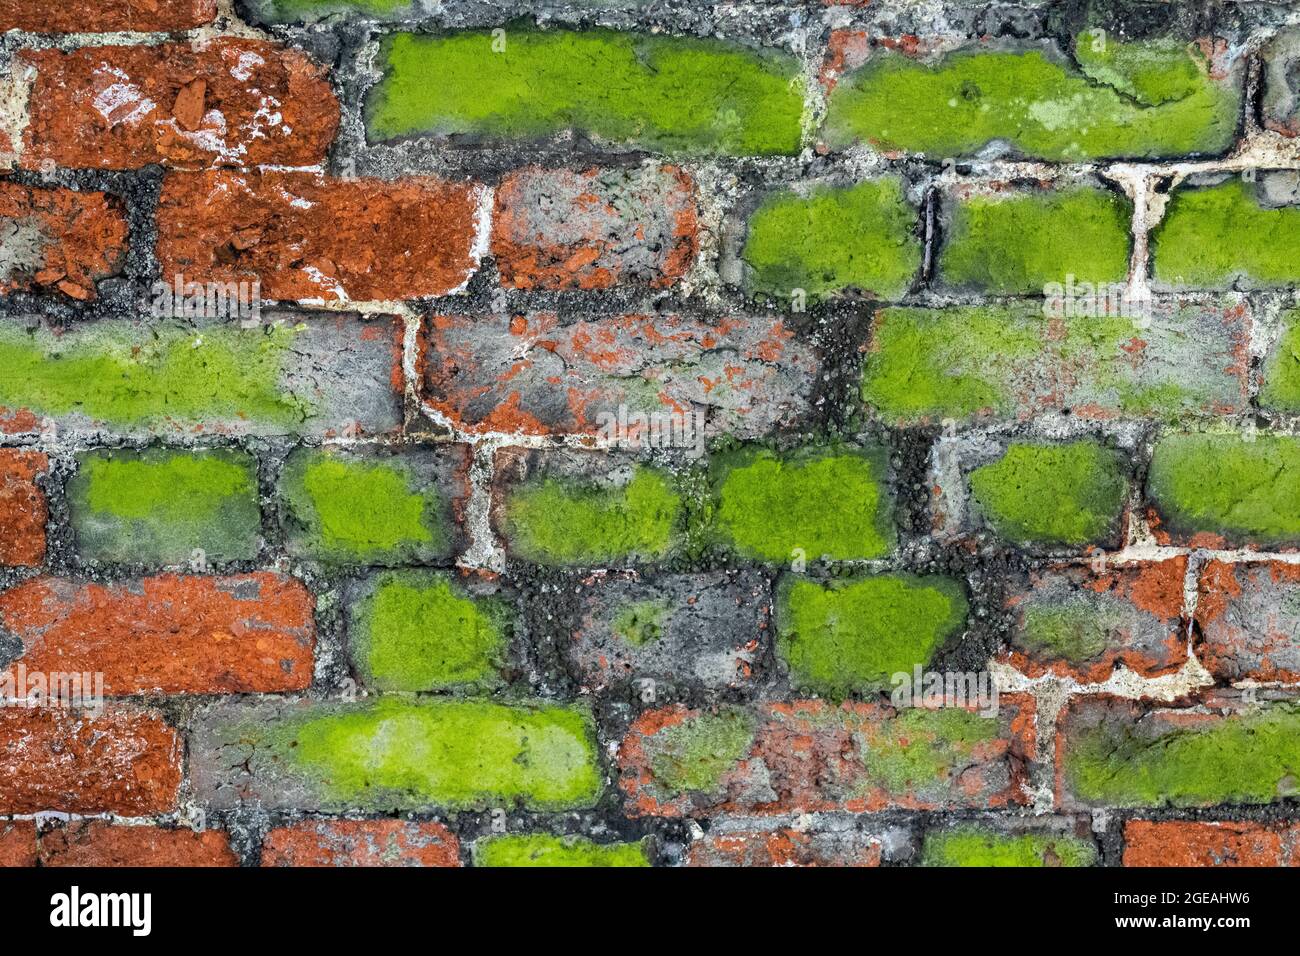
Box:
(2, 0), (1300, 868)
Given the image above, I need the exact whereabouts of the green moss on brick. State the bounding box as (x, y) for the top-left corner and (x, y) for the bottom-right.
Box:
(1066, 705), (1300, 807)
(1018, 605), (1113, 663)
(1153, 178), (1300, 289)
(280, 450), (448, 564)
(921, 827), (1096, 867)
(713, 446), (895, 562)
(248, 0), (414, 23)
(969, 441), (1128, 547)
(644, 708), (756, 795)
(612, 600), (670, 647)
(0, 321), (308, 430)
(366, 29), (806, 156)
(941, 187), (1131, 293)
(1262, 309), (1300, 410)
(503, 466), (681, 565)
(68, 449), (260, 565)
(741, 179), (921, 303)
(777, 574), (967, 697)
(860, 708), (999, 794)
(349, 571), (509, 692)
(474, 834), (651, 867)
(824, 35), (1240, 160)
(1147, 433), (1300, 546)
(272, 697), (602, 810)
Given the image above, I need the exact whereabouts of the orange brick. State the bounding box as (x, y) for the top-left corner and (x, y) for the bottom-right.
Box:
(1, 0), (215, 32)
(1124, 820), (1300, 867)
(261, 820), (461, 867)
(39, 821), (237, 867)
(0, 450), (48, 567)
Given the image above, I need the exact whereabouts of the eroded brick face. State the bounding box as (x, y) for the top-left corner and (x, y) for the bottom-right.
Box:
(0, 184), (129, 300)
(261, 820), (461, 867)
(38, 821), (238, 867)
(0, 0), (216, 33)
(0, 450), (48, 567)
(1123, 820), (1300, 867)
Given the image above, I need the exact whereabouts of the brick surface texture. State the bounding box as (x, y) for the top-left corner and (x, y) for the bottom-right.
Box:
(0, 0), (1297, 871)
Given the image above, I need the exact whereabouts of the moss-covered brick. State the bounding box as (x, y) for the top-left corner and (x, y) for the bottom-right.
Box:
(1061, 697), (1300, 808)
(740, 179), (921, 303)
(347, 571), (510, 692)
(244, 0), (416, 24)
(920, 826), (1096, 867)
(642, 707), (757, 796)
(611, 599), (670, 648)
(776, 574), (968, 697)
(1261, 308), (1300, 410)
(190, 697), (602, 812)
(279, 447), (456, 565)
(861, 301), (1249, 425)
(968, 441), (1128, 548)
(68, 449), (260, 565)
(940, 186), (1131, 293)
(1153, 177), (1300, 290)
(712, 445), (894, 562)
(473, 834), (651, 868)
(1147, 433), (1300, 547)
(824, 35), (1240, 161)
(366, 29), (805, 156)
(500, 464), (682, 566)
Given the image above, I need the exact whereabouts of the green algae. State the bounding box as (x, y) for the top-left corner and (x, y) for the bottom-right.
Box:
(860, 707), (999, 794)
(474, 834), (651, 867)
(1262, 308), (1300, 410)
(777, 574), (968, 697)
(741, 179), (921, 303)
(968, 441), (1128, 547)
(367, 29), (806, 156)
(921, 827), (1096, 866)
(1018, 604), (1115, 663)
(611, 599), (670, 647)
(712, 445), (895, 562)
(349, 571), (509, 692)
(643, 708), (756, 795)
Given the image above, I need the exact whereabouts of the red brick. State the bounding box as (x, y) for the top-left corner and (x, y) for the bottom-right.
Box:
(420, 312), (815, 437)
(1, 0), (216, 32)
(0, 183), (129, 300)
(0, 707), (181, 814)
(619, 698), (1034, 818)
(0, 573), (316, 695)
(1123, 820), (1300, 867)
(1196, 560), (1300, 682)
(0, 450), (48, 567)
(492, 165), (697, 290)
(1002, 558), (1188, 683)
(21, 40), (337, 170)
(0, 821), (37, 867)
(687, 827), (883, 867)
(261, 820), (461, 867)
(157, 169), (485, 302)
(38, 821), (237, 867)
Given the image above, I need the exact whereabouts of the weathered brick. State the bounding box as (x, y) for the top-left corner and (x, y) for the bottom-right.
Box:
(939, 183), (1131, 294)
(261, 820), (460, 867)
(822, 33), (1241, 160)
(0, 182), (129, 300)
(862, 300), (1249, 425)
(568, 571), (770, 692)
(492, 165), (697, 290)
(1123, 820), (1300, 867)
(245, 0), (414, 25)
(1003, 559), (1188, 682)
(189, 697), (602, 812)
(920, 821), (1096, 867)
(68, 448), (261, 565)
(365, 29), (805, 156)
(0, 450), (47, 567)
(776, 573), (968, 696)
(0, 821), (37, 867)
(711, 444), (895, 562)
(687, 825), (887, 867)
(345, 570), (510, 693)
(738, 178), (921, 303)
(963, 440), (1130, 549)
(1262, 306), (1300, 410)
(1058, 694), (1300, 809)
(1153, 174), (1300, 290)
(0, 314), (403, 439)
(492, 449), (684, 566)
(1262, 29), (1300, 136)
(1146, 432), (1300, 548)
(0, 707), (181, 814)
(279, 445), (470, 565)
(157, 169), (484, 302)
(473, 834), (649, 867)
(0, 573), (315, 695)
(1196, 560), (1300, 683)
(38, 822), (237, 867)
(421, 312), (816, 439)
(21, 40), (338, 170)
(0, 0), (216, 32)
(619, 698), (1034, 817)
